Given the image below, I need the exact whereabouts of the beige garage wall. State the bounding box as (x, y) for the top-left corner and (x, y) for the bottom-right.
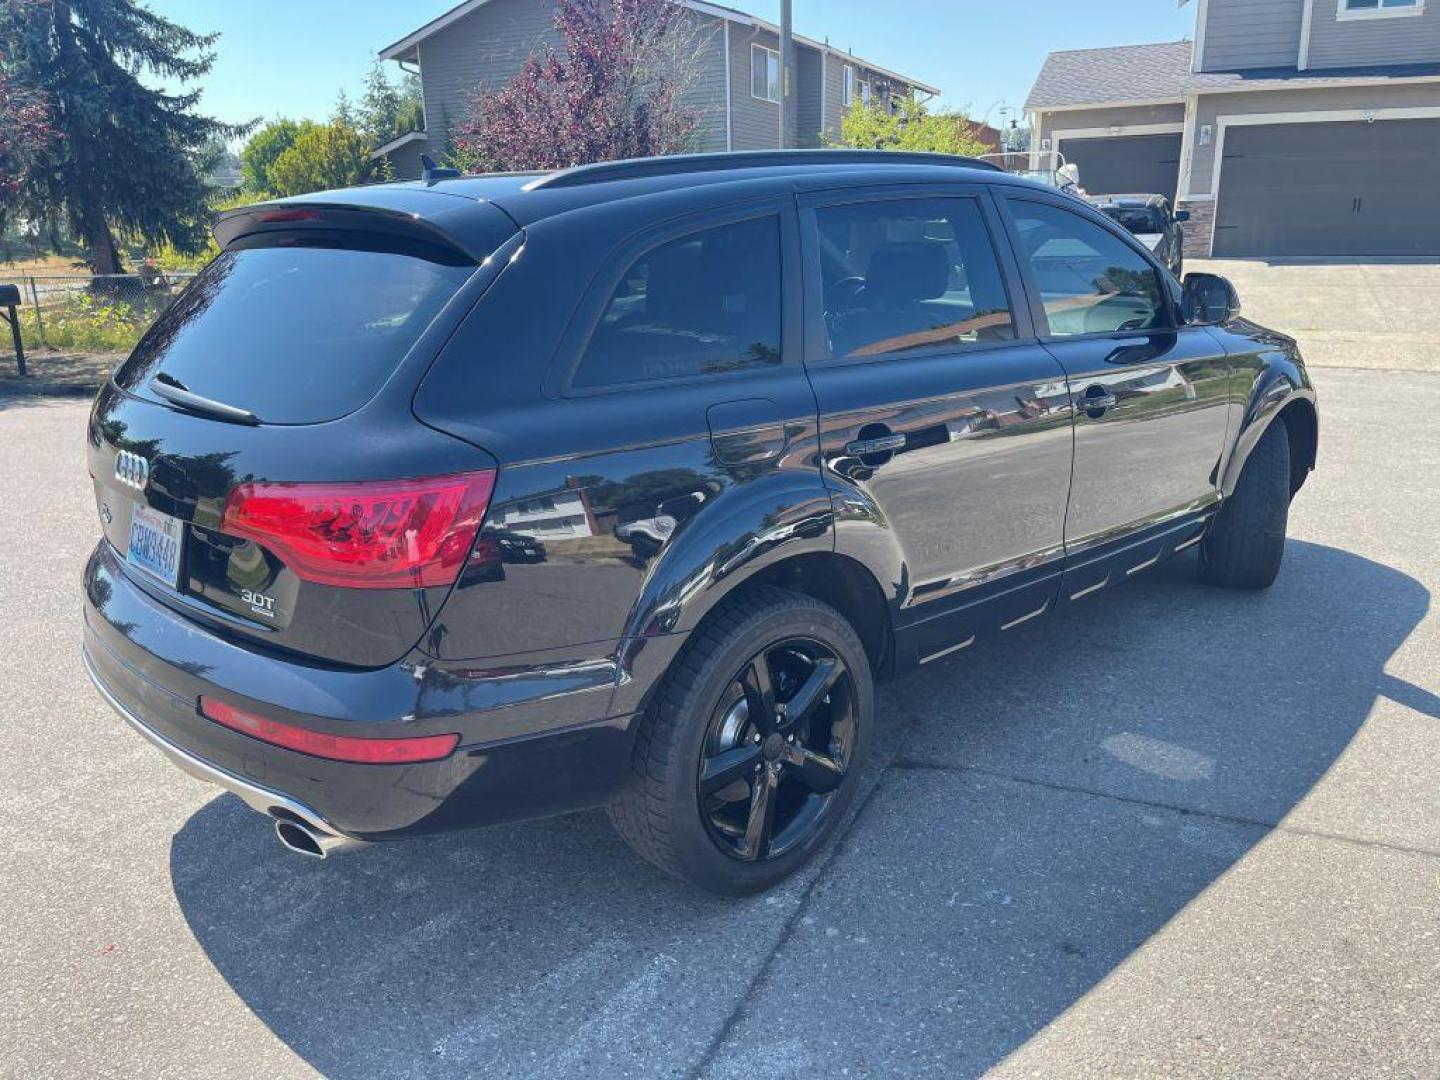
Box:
(1033, 103), (1187, 152)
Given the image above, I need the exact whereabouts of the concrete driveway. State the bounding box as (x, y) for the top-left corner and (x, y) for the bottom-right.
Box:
(3, 367), (1438, 1078)
(1193, 258), (1440, 373)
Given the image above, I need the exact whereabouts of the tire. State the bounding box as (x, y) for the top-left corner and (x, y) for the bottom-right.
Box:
(1201, 421), (1290, 590)
(608, 585), (872, 895)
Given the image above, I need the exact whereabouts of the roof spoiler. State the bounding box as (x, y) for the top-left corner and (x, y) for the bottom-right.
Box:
(212, 192), (519, 264)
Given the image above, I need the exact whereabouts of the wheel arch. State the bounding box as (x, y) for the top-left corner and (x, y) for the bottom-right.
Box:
(611, 480), (901, 719)
(1221, 366), (1318, 498)
(742, 551), (893, 678)
(1276, 396), (1318, 496)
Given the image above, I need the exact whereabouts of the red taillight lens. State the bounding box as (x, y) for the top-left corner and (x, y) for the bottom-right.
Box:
(201, 697), (460, 764)
(220, 470), (496, 590)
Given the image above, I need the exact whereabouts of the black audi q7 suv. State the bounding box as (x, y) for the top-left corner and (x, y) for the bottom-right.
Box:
(83, 151), (1317, 894)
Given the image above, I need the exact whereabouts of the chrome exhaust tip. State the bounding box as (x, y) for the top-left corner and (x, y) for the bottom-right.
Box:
(273, 818), (363, 860)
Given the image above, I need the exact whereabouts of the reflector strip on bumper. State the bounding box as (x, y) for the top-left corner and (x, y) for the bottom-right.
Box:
(81, 647), (361, 848)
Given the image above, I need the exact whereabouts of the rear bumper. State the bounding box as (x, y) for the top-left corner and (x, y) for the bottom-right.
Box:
(83, 648), (360, 847)
(83, 540), (642, 840)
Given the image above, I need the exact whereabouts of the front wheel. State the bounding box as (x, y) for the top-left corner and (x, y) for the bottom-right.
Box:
(1201, 421), (1290, 590)
(608, 586), (872, 895)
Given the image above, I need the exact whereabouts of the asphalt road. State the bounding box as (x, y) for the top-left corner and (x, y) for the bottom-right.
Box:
(2, 367), (1437, 1079)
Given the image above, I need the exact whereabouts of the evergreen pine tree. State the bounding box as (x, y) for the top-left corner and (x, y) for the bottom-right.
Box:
(0, 0), (247, 273)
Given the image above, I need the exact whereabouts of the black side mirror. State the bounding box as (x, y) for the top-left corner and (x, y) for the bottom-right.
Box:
(1182, 273), (1240, 326)
(1174, 210), (1190, 224)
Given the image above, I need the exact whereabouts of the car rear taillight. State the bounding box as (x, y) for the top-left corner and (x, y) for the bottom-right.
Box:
(220, 470), (496, 590)
(200, 697), (460, 764)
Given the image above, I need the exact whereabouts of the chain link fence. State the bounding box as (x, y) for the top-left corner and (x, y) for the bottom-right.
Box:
(1, 271), (198, 355)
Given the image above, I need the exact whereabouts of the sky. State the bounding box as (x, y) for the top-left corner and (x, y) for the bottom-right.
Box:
(145, 0), (1197, 133)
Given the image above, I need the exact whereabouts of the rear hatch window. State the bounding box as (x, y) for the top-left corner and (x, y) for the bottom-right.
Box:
(115, 240), (476, 424)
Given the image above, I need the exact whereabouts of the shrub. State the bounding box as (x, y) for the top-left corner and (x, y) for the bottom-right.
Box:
(21, 288), (171, 353)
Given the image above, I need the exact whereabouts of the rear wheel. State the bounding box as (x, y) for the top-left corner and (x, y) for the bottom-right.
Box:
(1201, 421), (1290, 590)
(608, 586), (871, 895)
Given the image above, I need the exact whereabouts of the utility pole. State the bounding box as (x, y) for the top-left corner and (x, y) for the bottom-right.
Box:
(779, 0), (795, 149)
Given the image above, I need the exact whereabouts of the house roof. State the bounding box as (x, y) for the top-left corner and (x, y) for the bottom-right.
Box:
(370, 130), (429, 160)
(1026, 39), (1440, 111)
(380, 0), (941, 96)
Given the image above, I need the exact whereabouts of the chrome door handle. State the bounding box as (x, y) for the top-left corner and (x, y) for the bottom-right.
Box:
(1079, 387), (1117, 415)
(844, 433), (906, 456)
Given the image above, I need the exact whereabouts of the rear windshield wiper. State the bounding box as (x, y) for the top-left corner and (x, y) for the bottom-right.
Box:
(149, 372), (260, 425)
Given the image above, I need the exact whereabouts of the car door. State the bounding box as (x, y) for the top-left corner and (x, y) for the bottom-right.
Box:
(997, 192), (1230, 598)
(799, 186), (1075, 667)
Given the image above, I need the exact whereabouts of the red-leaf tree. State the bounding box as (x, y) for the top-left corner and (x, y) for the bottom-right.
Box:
(0, 61), (53, 207)
(453, 0), (702, 171)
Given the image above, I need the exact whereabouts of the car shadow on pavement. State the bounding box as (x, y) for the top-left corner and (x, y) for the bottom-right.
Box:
(169, 540), (1433, 1079)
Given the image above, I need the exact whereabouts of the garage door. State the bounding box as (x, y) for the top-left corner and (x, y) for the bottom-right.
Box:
(1059, 133), (1182, 198)
(1213, 119), (1440, 257)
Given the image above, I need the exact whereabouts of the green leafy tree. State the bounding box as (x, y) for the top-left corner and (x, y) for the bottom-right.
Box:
(332, 87), (357, 129)
(833, 97), (991, 157)
(359, 59), (424, 148)
(0, 0), (249, 273)
(240, 118), (304, 195)
(267, 118), (375, 197)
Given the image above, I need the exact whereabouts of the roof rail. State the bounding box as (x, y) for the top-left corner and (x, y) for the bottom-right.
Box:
(525, 150), (1002, 191)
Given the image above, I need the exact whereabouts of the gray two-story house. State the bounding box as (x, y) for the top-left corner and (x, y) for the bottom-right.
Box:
(375, 0), (938, 178)
(1026, 0), (1440, 257)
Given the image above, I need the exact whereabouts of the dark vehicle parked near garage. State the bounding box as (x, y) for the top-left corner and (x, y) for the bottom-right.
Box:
(83, 151), (1317, 894)
(1094, 193), (1189, 278)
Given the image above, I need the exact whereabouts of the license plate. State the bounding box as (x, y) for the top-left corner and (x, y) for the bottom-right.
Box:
(127, 504), (184, 589)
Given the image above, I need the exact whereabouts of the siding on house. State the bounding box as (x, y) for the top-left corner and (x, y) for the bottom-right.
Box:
(410, 2), (729, 156)
(1306, 0), (1440, 69)
(796, 44), (824, 148)
(729, 24), (782, 150)
(674, 8), (730, 153)
(1199, 0), (1304, 72)
(822, 54), (845, 142)
(1034, 103), (1187, 149)
(385, 139), (429, 180)
(388, 0), (932, 158)
(416, 0), (559, 139)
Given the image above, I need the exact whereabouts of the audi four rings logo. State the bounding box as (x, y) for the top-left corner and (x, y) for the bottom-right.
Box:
(114, 450), (150, 491)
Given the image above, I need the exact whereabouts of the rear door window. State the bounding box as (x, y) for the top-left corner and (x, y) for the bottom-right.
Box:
(572, 215), (783, 389)
(115, 241), (477, 423)
(814, 197), (1016, 360)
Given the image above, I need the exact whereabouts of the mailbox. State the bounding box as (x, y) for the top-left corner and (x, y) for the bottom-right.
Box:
(1, 282), (24, 375)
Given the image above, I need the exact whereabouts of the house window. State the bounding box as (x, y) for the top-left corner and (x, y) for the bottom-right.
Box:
(1338, 0), (1422, 17)
(752, 44), (780, 103)
(843, 64), (856, 106)
(859, 79), (873, 106)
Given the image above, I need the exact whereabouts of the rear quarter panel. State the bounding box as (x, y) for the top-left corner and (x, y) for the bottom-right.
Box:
(412, 191), (835, 710)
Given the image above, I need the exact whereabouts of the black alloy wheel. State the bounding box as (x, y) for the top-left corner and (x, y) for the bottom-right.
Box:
(607, 586), (873, 894)
(698, 638), (857, 862)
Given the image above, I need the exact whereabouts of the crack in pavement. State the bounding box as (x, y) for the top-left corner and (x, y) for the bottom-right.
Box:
(889, 756), (1440, 861)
